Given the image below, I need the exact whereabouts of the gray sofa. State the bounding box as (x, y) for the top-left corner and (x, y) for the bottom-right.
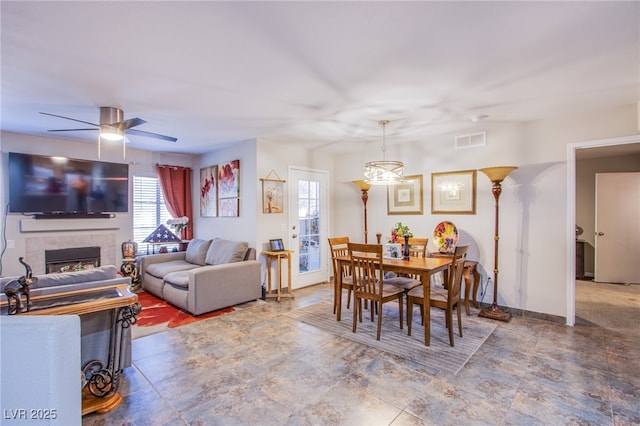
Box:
(1, 265), (134, 368)
(140, 238), (261, 315)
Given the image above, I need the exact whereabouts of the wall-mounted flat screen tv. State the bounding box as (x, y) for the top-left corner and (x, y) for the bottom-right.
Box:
(8, 152), (129, 214)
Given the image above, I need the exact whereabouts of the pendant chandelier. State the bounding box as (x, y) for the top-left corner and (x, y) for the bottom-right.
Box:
(364, 120), (404, 185)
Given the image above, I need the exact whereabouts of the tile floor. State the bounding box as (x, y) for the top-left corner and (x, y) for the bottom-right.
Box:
(83, 280), (640, 425)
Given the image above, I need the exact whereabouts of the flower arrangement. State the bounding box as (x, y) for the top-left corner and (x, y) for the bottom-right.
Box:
(389, 222), (412, 243)
(167, 216), (189, 233)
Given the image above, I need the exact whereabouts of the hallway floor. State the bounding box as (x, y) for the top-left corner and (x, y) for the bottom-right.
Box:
(83, 280), (640, 425)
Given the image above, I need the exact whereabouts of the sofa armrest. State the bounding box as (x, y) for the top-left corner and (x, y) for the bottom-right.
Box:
(187, 260), (262, 315)
(140, 252), (186, 278)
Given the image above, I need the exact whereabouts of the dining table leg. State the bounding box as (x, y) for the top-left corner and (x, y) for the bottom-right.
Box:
(336, 268), (343, 321)
(422, 270), (430, 346)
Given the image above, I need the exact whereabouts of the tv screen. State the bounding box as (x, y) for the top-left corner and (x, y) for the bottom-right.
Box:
(8, 152), (129, 214)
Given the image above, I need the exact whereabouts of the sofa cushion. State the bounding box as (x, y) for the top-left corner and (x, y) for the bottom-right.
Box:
(145, 260), (199, 279)
(163, 270), (190, 289)
(205, 238), (249, 265)
(0, 265), (119, 291)
(185, 238), (212, 266)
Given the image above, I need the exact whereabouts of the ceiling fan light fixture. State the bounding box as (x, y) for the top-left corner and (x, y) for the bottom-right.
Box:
(100, 125), (124, 141)
(364, 120), (405, 185)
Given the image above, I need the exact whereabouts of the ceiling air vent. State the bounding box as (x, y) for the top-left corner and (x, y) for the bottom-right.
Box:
(455, 131), (486, 149)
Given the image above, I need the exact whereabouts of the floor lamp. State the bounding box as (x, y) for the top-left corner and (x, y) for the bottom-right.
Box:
(478, 166), (518, 322)
(352, 180), (371, 243)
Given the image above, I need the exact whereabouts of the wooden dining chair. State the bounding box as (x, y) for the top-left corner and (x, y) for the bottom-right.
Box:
(348, 242), (405, 341)
(328, 236), (353, 320)
(407, 244), (469, 346)
(406, 237), (428, 258)
(383, 237), (429, 292)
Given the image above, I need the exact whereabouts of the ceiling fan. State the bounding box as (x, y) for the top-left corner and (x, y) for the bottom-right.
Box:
(40, 106), (177, 142)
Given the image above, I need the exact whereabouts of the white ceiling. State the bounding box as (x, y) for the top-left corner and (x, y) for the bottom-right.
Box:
(1, 1), (639, 155)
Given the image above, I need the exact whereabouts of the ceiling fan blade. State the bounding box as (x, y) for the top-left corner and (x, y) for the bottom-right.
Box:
(117, 117), (146, 130)
(126, 128), (177, 142)
(40, 112), (99, 127)
(48, 128), (97, 132)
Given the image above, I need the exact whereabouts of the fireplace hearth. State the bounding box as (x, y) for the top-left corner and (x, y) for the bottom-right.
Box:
(45, 247), (101, 273)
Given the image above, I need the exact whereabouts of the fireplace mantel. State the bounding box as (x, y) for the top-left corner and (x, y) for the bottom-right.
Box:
(20, 218), (119, 233)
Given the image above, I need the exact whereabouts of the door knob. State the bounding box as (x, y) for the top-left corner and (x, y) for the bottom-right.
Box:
(292, 234), (298, 239)
(596, 232), (605, 236)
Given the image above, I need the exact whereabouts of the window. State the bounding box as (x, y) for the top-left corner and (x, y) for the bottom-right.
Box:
(298, 179), (320, 273)
(133, 175), (173, 253)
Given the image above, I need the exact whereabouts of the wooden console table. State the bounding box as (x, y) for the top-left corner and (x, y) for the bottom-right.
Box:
(1, 284), (141, 416)
(428, 253), (480, 316)
(262, 250), (294, 301)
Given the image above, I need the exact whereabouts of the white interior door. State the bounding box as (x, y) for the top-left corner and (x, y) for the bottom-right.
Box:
(288, 167), (329, 289)
(594, 172), (640, 284)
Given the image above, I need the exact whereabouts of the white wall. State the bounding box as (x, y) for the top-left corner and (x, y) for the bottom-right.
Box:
(0, 131), (194, 276)
(255, 138), (333, 253)
(196, 139), (258, 248)
(332, 104), (639, 318)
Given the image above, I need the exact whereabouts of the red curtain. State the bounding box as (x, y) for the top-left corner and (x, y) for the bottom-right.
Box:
(156, 164), (193, 240)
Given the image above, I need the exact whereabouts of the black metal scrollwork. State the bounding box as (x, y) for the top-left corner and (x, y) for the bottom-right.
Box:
(118, 303), (142, 328)
(82, 360), (114, 398)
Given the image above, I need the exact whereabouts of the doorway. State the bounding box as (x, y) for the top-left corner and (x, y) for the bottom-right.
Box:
(288, 167), (329, 289)
(567, 135), (640, 326)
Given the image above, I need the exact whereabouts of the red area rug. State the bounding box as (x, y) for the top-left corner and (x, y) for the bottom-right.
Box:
(132, 291), (234, 339)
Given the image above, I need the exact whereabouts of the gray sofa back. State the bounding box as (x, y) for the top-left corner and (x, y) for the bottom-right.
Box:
(1, 265), (130, 303)
(181, 238), (254, 267)
(1, 265), (120, 291)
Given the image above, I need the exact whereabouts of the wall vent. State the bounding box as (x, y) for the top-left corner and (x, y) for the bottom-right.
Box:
(455, 131), (486, 149)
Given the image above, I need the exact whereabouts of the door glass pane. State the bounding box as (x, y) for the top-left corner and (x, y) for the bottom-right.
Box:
(298, 179), (320, 273)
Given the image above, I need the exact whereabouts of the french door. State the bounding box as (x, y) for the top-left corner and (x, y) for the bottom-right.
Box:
(288, 167), (329, 288)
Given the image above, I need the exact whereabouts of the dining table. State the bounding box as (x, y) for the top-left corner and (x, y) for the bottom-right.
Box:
(334, 254), (452, 346)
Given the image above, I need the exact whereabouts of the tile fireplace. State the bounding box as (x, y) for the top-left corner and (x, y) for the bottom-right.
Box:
(25, 233), (117, 274)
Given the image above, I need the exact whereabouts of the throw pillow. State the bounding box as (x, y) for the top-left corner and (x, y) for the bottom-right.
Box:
(205, 239), (249, 265)
(185, 239), (212, 266)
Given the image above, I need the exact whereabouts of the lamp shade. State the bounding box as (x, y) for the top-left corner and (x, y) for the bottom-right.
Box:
(478, 166), (518, 183)
(363, 120), (405, 185)
(142, 224), (182, 243)
(364, 160), (404, 185)
(352, 179), (372, 191)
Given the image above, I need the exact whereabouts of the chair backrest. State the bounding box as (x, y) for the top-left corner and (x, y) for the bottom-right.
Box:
(406, 237), (428, 258)
(328, 236), (350, 280)
(348, 243), (384, 299)
(445, 245), (469, 304)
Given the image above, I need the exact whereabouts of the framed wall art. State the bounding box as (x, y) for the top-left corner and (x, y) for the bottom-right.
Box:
(431, 169), (477, 214)
(218, 160), (240, 199)
(217, 159), (240, 217)
(218, 198), (239, 217)
(387, 174), (423, 215)
(200, 165), (218, 217)
(260, 170), (285, 214)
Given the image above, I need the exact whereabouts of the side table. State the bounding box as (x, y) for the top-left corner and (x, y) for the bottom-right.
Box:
(428, 253), (480, 316)
(262, 250), (295, 302)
